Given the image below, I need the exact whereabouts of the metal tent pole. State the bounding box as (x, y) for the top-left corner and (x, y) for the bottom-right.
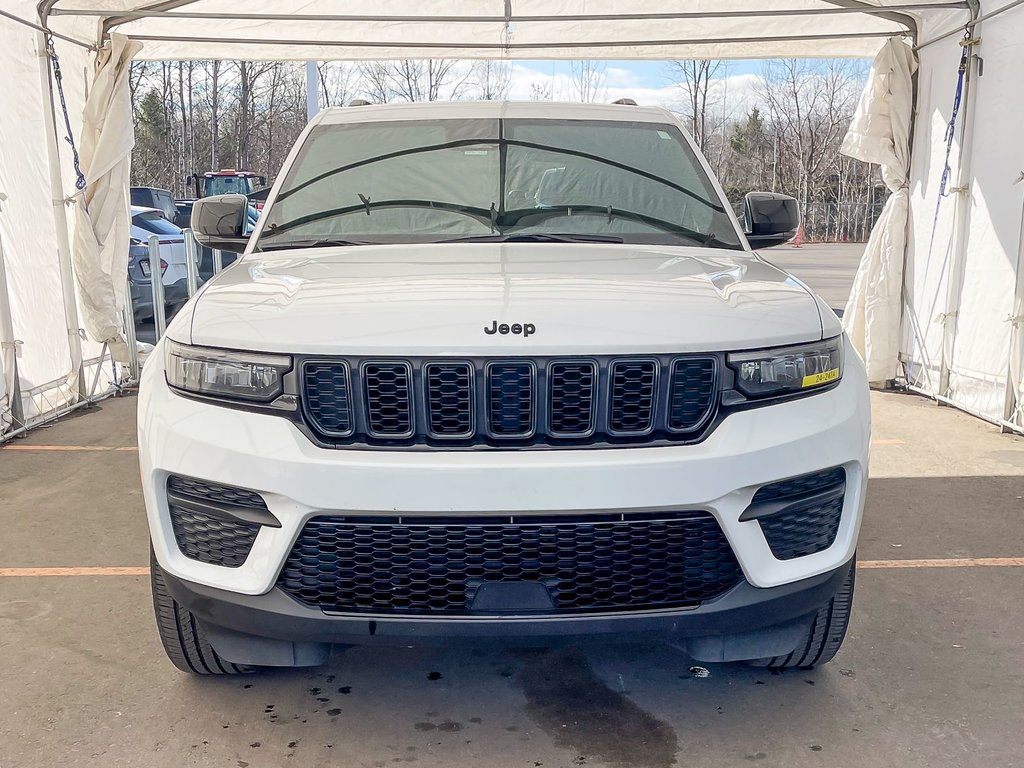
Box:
(1001, 175), (1024, 431)
(0, 202), (26, 435)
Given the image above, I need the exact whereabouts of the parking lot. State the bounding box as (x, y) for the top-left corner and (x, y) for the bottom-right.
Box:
(2, 244), (1023, 768)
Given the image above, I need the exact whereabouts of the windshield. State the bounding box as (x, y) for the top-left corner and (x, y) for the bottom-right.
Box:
(206, 175), (257, 196)
(256, 118), (743, 250)
(132, 211), (182, 236)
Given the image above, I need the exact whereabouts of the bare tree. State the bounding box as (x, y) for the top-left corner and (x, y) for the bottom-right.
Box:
(570, 60), (607, 103)
(471, 60), (512, 100)
(669, 59), (725, 153)
(529, 81), (552, 101)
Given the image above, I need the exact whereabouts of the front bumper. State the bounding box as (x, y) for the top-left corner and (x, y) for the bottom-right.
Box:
(139, 335), (870, 599)
(163, 556), (855, 664)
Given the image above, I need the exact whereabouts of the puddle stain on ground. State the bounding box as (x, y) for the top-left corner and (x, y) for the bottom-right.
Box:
(517, 648), (678, 768)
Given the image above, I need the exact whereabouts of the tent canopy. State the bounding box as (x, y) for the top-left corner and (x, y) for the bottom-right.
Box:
(43, 1), (970, 60)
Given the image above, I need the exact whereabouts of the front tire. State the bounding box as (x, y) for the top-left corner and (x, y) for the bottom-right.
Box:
(150, 548), (256, 675)
(746, 561), (856, 670)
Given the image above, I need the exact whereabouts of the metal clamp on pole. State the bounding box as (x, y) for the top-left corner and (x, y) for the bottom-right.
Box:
(123, 276), (140, 383)
(183, 229), (200, 297)
(148, 235), (166, 340)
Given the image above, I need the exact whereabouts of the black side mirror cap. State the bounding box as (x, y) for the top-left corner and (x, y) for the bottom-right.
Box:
(191, 194), (250, 253)
(743, 192), (800, 249)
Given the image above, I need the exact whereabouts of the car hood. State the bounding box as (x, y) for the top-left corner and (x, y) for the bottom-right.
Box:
(185, 244), (831, 355)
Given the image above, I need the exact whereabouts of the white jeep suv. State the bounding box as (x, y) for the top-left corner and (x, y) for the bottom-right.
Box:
(139, 101), (869, 675)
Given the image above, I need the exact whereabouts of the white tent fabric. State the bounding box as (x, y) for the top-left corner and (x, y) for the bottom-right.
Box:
(45, 0), (939, 61)
(73, 32), (142, 364)
(840, 38), (917, 383)
(1, 0), (89, 434)
(5, 0), (1024, 439)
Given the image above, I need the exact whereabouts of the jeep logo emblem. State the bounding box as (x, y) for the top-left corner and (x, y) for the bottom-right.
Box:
(484, 320), (536, 338)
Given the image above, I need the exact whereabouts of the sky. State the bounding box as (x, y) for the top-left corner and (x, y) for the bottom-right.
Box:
(505, 59), (782, 119)
(500, 59), (868, 122)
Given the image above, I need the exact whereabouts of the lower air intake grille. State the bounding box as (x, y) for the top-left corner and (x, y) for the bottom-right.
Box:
(276, 513), (742, 615)
(166, 475), (265, 568)
(753, 467), (846, 560)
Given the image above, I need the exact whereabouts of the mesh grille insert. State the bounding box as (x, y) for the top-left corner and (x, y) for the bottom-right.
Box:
(425, 363), (473, 437)
(549, 362), (597, 435)
(303, 362), (352, 436)
(166, 475), (266, 568)
(668, 359), (717, 431)
(363, 363), (413, 436)
(753, 467), (847, 560)
(277, 513), (742, 615)
(609, 361), (657, 434)
(487, 363), (534, 436)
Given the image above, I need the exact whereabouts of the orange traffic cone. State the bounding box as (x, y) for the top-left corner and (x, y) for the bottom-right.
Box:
(791, 223), (805, 248)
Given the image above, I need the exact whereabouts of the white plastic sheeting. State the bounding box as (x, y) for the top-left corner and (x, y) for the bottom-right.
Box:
(841, 38), (917, 383)
(46, 0), (935, 61)
(901, 7), (1024, 427)
(73, 33), (142, 364)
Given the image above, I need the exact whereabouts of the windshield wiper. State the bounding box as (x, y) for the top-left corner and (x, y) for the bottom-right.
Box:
(256, 237), (379, 251)
(439, 233), (624, 244)
(498, 205), (741, 250)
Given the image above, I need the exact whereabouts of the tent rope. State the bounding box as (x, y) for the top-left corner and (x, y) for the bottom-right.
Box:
(45, 34), (87, 193)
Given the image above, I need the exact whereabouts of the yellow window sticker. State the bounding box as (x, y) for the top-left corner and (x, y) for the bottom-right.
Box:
(802, 369), (840, 388)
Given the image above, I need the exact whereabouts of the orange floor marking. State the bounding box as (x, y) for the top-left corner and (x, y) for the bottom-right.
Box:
(0, 567), (150, 577)
(1, 444), (137, 452)
(860, 557), (1024, 569)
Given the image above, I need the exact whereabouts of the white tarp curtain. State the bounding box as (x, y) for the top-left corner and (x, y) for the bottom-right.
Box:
(840, 38), (917, 383)
(901, 5), (1024, 427)
(0, 0), (117, 439)
(44, 0), (947, 61)
(73, 32), (142, 364)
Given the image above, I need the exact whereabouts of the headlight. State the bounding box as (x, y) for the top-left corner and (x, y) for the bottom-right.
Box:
(165, 341), (291, 402)
(727, 337), (842, 398)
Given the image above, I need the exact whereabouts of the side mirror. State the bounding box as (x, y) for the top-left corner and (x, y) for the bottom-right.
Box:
(743, 192), (799, 249)
(191, 194), (250, 253)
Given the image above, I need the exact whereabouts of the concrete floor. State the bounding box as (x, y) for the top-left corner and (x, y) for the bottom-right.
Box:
(2, 390), (1023, 768)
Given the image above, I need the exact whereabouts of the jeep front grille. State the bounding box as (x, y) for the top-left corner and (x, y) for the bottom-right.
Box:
(277, 511), (741, 615)
(301, 355), (719, 448)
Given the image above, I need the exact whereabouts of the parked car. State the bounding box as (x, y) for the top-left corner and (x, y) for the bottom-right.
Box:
(130, 187), (177, 222)
(130, 206), (193, 313)
(139, 101), (870, 676)
(128, 237), (188, 323)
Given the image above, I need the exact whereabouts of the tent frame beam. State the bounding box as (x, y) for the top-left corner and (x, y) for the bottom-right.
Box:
(46, 4), (965, 25)
(114, 30), (910, 54)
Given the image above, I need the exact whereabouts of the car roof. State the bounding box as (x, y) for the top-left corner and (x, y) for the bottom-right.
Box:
(316, 100), (676, 127)
(130, 186), (173, 194)
(130, 205), (162, 215)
